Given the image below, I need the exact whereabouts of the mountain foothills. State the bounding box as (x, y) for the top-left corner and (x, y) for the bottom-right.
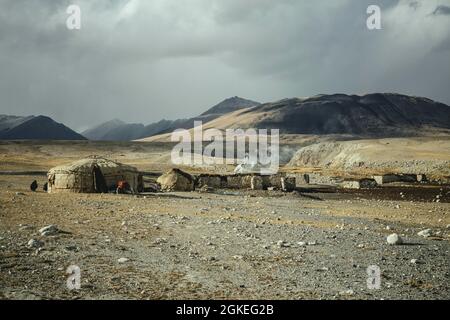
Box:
(82, 97), (260, 141)
(246, 93), (450, 136)
(1, 93), (449, 141)
(140, 93), (450, 141)
(0, 115), (86, 140)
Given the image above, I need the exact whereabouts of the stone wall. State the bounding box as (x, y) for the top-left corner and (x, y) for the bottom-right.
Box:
(286, 173), (310, 186)
(193, 173), (297, 191)
(373, 174), (425, 185)
(341, 178), (377, 189)
(195, 175), (225, 189)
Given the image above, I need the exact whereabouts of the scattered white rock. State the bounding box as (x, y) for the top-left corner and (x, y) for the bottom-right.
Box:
(39, 225), (59, 236)
(386, 233), (403, 245)
(277, 240), (290, 247)
(117, 257), (129, 263)
(339, 289), (354, 296)
(417, 229), (432, 238)
(297, 241), (307, 247)
(27, 239), (43, 249)
(65, 245), (78, 252)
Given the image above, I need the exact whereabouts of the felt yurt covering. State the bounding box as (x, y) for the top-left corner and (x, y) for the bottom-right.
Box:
(47, 157), (142, 193)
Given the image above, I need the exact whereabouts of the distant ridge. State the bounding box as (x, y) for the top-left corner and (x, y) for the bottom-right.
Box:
(83, 97), (260, 141)
(139, 93), (450, 141)
(201, 96), (260, 116)
(244, 93), (450, 135)
(0, 115), (86, 140)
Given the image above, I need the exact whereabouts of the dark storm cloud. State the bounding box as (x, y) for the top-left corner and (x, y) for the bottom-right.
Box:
(433, 5), (450, 15)
(0, 0), (449, 131)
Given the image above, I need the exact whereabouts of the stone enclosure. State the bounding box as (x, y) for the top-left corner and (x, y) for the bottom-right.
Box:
(156, 169), (297, 192)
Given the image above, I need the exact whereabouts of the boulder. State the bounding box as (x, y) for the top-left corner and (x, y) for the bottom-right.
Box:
(386, 233), (403, 245)
(27, 239), (44, 249)
(118, 257), (129, 263)
(417, 229), (432, 238)
(39, 225), (60, 236)
(157, 169), (194, 192)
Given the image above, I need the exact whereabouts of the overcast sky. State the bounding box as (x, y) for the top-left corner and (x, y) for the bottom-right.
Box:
(0, 0), (449, 131)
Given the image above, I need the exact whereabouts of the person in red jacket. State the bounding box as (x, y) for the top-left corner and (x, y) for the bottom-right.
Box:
(116, 180), (132, 194)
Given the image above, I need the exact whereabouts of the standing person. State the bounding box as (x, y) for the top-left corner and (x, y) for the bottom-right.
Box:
(30, 180), (38, 192)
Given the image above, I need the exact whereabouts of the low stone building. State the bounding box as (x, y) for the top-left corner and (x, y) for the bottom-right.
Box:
(157, 168), (195, 192)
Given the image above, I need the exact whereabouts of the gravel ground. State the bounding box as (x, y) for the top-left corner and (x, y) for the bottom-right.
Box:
(0, 175), (449, 300)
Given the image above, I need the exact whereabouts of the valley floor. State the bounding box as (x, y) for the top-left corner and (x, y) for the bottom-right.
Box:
(0, 174), (449, 300)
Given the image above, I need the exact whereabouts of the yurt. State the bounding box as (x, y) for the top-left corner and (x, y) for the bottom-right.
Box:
(47, 157), (142, 193)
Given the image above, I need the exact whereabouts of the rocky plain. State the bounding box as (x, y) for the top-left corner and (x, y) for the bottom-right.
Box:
(0, 140), (449, 300)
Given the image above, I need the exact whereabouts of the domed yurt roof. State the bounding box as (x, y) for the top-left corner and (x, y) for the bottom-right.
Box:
(48, 156), (138, 175)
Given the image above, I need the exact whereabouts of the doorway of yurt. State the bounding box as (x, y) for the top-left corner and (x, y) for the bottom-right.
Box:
(92, 165), (108, 193)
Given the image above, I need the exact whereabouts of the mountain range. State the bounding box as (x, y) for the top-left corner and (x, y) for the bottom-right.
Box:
(239, 93), (450, 135)
(2, 93), (449, 141)
(140, 93), (450, 141)
(82, 97), (260, 141)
